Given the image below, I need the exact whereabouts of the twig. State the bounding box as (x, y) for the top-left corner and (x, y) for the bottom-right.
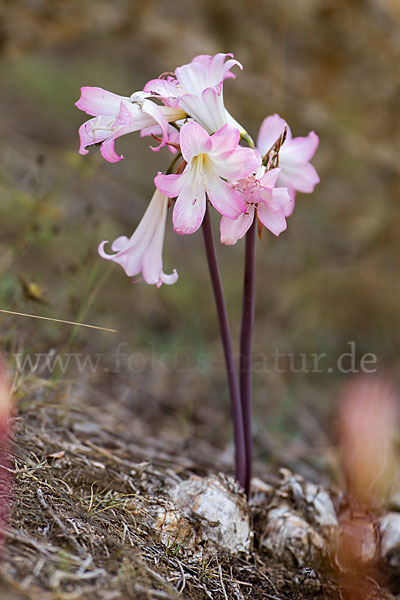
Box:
(218, 562), (229, 600)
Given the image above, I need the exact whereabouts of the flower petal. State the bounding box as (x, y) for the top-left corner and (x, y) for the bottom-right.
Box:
(75, 87), (129, 116)
(279, 131), (319, 165)
(259, 167), (281, 189)
(282, 188), (295, 217)
(155, 171), (186, 198)
(100, 136), (124, 162)
(143, 77), (182, 99)
(279, 163), (320, 194)
(97, 101), (134, 162)
(141, 196), (174, 285)
(176, 61), (208, 96)
(179, 87), (227, 133)
(211, 145), (261, 181)
(266, 186), (291, 210)
(159, 270), (179, 286)
(179, 121), (212, 163)
(98, 190), (177, 286)
(142, 99), (169, 150)
(206, 171), (245, 219)
(173, 187), (207, 234)
(78, 118), (108, 155)
(220, 206), (255, 245)
(203, 53), (242, 84)
(257, 205), (287, 236)
(210, 123), (240, 158)
(257, 114), (288, 155)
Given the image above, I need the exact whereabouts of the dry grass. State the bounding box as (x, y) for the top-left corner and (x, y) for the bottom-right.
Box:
(0, 374), (397, 600)
(0, 376), (354, 600)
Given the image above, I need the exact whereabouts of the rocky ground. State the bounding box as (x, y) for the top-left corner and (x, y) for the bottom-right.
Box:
(0, 374), (399, 600)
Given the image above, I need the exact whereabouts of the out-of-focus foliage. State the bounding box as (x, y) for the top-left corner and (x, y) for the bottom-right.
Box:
(0, 0), (399, 476)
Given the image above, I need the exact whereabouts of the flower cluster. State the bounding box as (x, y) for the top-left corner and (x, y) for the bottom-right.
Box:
(76, 53), (319, 287)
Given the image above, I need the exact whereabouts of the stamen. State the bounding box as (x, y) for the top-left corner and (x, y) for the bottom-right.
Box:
(159, 72), (176, 80)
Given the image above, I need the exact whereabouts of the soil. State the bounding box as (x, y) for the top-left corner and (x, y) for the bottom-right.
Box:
(0, 374), (397, 600)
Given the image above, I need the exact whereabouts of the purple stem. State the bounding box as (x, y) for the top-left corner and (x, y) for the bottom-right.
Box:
(202, 204), (246, 489)
(240, 216), (257, 497)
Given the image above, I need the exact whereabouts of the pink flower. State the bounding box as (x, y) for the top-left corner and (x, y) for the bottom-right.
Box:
(98, 189), (178, 287)
(256, 114), (320, 215)
(155, 121), (261, 235)
(76, 87), (186, 162)
(220, 167), (291, 244)
(144, 53), (244, 134)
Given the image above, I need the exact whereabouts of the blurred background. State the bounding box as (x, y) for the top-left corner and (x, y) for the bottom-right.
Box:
(0, 0), (399, 483)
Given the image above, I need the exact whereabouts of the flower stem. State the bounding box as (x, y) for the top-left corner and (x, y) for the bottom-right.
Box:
(202, 204), (246, 489)
(240, 216), (257, 497)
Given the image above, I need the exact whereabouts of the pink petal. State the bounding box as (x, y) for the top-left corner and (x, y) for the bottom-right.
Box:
(282, 185), (296, 216)
(189, 53), (242, 86)
(279, 131), (319, 165)
(173, 188), (207, 234)
(75, 87), (128, 116)
(97, 101), (134, 162)
(210, 124), (240, 158)
(279, 163), (320, 194)
(179, 121), (212, 162)
(78, 119), (101, 155)
(259, 167), (281, 189)
(155, 172), (186, 198)
(212, 146), (261, 181)
(220, 206), (255, 245)
(143, 77), (182, 100)
(208, 53), (242, 84)
(100, 136), (124, 162)
(257, 114), (288, 155)
(142, 99), (169, 150)
(113, 101), (134, 128)
(257, 205), (287, 236)
(206, 172), (245, 219)
(267, 187), (291, 210)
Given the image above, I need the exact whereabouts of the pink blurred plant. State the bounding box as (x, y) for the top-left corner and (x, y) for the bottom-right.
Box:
(75, 52), (320, 496)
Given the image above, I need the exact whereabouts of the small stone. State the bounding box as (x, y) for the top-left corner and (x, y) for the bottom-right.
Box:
(262, 504), (325, 568)
(379, 512), (400, 569)
(167, 474), (251, 554)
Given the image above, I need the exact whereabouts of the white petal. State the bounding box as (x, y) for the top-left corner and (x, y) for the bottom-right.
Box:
(173, 187), (207, 234)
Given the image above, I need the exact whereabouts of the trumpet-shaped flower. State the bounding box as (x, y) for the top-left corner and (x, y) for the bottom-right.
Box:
(220, 167), (291, 244)
(98, 189), (178, 287)
(144, 53), (244, 134)
(76, 87), (186, 162)
(155, 121), (261, 235)
(257, 114), (320, 214)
